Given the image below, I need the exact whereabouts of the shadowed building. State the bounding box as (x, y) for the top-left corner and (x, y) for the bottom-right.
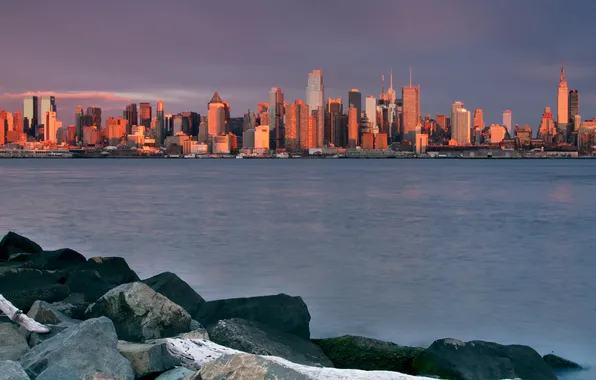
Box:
(123, 103), (138, 133)
(75, 105), (84, 143)
(23, 95), (39, 136)
(326, 97), (343, 147)
(140, 102), (152, 130)
(502, 110), (512, 137)
(569, 89), (579, 121)
(268, 87), (284, 150)
(348, 89), (362, 128)
(156, 100), (165, 146)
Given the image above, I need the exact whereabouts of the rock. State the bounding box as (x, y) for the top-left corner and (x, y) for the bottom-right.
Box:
(163, 338), (241, 371)
(155, 366), (195, 380)
(26, 322), (76, 348)
(0, 360), (30, 380)
(198, 354), (311, 380)
(8, 253), (35, 263)
(51, 293), (88, 320)
(85, 282), (191, 342)
(142, 272), (205, 317)
(195, 293), (311, 339)
(82, 257), (140, 284)
(177, 328), (210, 340)
(313, 335), (423, 374)
(0, 232), (42, 262)
(19, 317), (134, 380)
(412, 338), (557, 380)
(0, 268), (69, 311)
(27, 300), (74, 325)
(118, 341), (181, 378)
(26, 248), (86, 270)
(64, 269), (115, 303)
(0, 323), (29, 361)
(543, 353), (583, 371)
(207, 318), (332, 367)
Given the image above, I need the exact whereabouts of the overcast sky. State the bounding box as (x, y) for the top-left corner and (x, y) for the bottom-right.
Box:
(1, 0), (595, 128)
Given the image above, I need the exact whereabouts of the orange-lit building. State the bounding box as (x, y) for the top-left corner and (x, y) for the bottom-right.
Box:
(347, 106), (358, 148)
(362, 133), (374, 149)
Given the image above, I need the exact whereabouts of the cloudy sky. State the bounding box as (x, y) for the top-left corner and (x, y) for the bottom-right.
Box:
(1, 0), (595, 128)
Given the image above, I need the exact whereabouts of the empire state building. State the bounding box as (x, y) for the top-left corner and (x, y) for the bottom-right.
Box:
(557, 61), (568, 130)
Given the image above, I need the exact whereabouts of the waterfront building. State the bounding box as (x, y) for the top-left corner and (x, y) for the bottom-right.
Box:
(451, 101), (470, 145)
(416, 133), (429, 154)
(208, 92), (226, 136)
(557, 61), (568, 130)
(139, 102), (152, 130)
(284, 100), (308, 153)
(44, 111), (60, 143)
(348, 89), (362, 128)
(502, 110), (512, 137)
(401, 69), (420, 142)
(268, 87), (284, 150)
(123, 103), (138, 133)
(0, 110), (6, 145)
(347, 105), (358, 148)
(489, 124), (507, 143)
(82, 126), (100, 145)
(23, 96), (39, 136)
(106, 116), (128, 145)
(156, 100), (165, 147)
(569, 89), (579, 121)
(211, 133), (236, 154)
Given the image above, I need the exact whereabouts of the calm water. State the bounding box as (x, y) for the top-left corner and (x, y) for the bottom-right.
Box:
(1, 159), (594, 377)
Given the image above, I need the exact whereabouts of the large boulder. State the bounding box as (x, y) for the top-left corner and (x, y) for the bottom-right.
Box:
(0, 268), (69, 311)
(118, 341), (180, 378)
(85, 282), (191, 342)
(64, 269), (115, 303)
(51, 293), (88, 320)
(543, 353), (583, 372)
(313, 335), (423, 374)
(26, 248), (86, 270)
(195, 294), (311, 339)
(207, 318), (332, 367)
(155, 366), (195, 380)
(142, 272), (205, 317)
(412, 338), (557, 380)
(0, 360), (30, 380)
(0, 324), (29, 361)
(175, 320), (209, 340)
(0, 232), (42, 261)
(26, 300), (74, 325)
(19, 317), (134, 380)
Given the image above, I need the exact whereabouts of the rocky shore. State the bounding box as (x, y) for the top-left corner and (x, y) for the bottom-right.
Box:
(0, 231), (586, 380)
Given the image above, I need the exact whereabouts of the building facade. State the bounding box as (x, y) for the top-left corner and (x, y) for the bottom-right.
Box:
(557, 62), (568, 130)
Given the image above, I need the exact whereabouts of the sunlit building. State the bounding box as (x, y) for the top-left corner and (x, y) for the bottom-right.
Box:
(123, 103), (138, 133)
(23, 96), (39, 136)
(502, 110), (512, 137)
(40, 96), (56, 123)
(489, 124), (507, 144)
(347, 105), (359, 148)
(401, 70), (420, 142)
(268, 87), (284, 149)
(285, 100), (308, 153)
(365, 96), (377, 129)
(451, 102), (470, 145)
(557, 61), (568, 130)
(473, 109), (484, 130)
(139, 102), (152, 130)
(538, 106), (556, 141)
(348, 89), (362, 128)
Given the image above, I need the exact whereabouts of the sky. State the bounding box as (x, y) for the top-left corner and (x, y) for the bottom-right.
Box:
(1, 0), (596, 128)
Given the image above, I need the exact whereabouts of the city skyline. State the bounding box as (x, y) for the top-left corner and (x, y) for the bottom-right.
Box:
(1, 1), (596, 128)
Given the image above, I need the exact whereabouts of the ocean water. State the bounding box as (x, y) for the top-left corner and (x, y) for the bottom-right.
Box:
(0, 159), (594, 378)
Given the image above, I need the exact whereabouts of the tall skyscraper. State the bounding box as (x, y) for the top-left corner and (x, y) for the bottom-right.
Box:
(284, 100), (308, 153)
(557, 61), (568, 130)
(44, 111), (59, 143)
(401, 69), (421, 142)
(156, 100), (165, 146)
(473, 109), (484, 130)
(385, 70), (397, 104)
(75, 106), (84, 143)
(123, 103), (138, 133)
(502, 110), (512, 137)
(23, 95), (39, 135)
(268, 87), (284, 150)
(85, 107), (102, 129)
(347, 105), (359, 148)
(326, 97), (343, 147)
(451, 101), (470, 145)
(306, 70), (324, 147)
(568, 89), (579, 120)
(139, 102), (152, 130)
(301, 113), (316, 150)
(538, 106), (556, 139)
(208, 92), (226, 135)
(348, 89), (362, 128)
(13, 111), (22, 134)
(40, 96), (56, 123)
(0, 110), (6, 145)
(365, 96), (377, 129)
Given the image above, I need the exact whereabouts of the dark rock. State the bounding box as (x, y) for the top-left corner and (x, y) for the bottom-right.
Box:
(207, 318), (332, 367)
(0, 268), (69, 311)
(155, 366), (195, 380)
(142, 272), (205, 317)
(64, 269), (114, 303)
(8, 253), (35, 263)
(51, 293), (88, 320)
(313, 335), (423, 374)
(26, 322), (76, 348)
(0, 323), (29, 361)
(198, 353), (312, 380)
(195, 293), (311, 339)
(543, 353), (583, 371)
(412, 338), (557, 380)
(0, 360), (31, 380)
(81, 256), (140, 284)
(27, 300), (74, 325)
(0, 232), (42, 262)
(19, 317), (134, 380)
(84, 282), (191, 342)
(26, 248), (86, 270)
(117, 341), (181, 378)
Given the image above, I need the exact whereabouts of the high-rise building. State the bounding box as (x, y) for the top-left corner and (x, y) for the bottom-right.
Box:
(473, 109), (484, 130)
(139, 102), (152, 130)
(85, 107), (102, 129)
(44, 111), (59, 143)
(208, 92), (226, 135)
(451, 101), (470, 145)
(569, 89), (579, 121)
(365, 96), (377, 129)
(268, 87), (284, 150)
(306, 70), (324, 114)
(5, 112), (13, 132)
(106, 116), (127, 144)
(538, 106), (556, 140)
(40, 96), (56, 122)
(348, 89), (362, 128)
(401, 70), (420, 142)
(0, 110), (6, 145)
(284, 100), (308, 153)
(385, 70), (397, 104)
(13, 111), (22, 134)
(347, 105), (359, 148)
(123, 104), (138, 133)
(326, 97), (343, 147)
(301, 113), (317, 150)
(502, 110), (512, 137)
(23, 95), (39, 135)
(156, 100), (165, 146)
(257, 102), (268, 114)
(557, 61), (568, 130)
(75, 106), (84, 143)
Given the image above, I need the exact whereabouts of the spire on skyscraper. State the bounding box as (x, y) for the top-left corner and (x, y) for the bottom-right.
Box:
(560, 60), (566, 82)
(157, 99), (164, 112)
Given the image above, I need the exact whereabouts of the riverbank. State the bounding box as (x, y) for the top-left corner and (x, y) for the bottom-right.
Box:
(0, 231), (587, 379)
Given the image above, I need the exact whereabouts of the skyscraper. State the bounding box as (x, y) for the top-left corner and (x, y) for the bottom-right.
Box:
(385, 70), (397, 104)
(23, 95), (39, 135)
(365, 96), (377, 129)
(306, 70), (324, 147)
(473, 109), (484, 130)
(75, 106), (84, 143)
(568, 89), (579, 120)
(401, 69), (420, 142)
(124, 103), (138, 133)
(557, 61), (568, 130)
(85, 107), (102, 129)
(139, 102), (152, 130)
(538, 106), (556, 140)
(208, 92), (226, 135)
(40, 96), (56, 123)
(451, 101), (470, 145)
(502, 110), (512, 137)
(348, 89), (362, 128)
(13, 111), (22, 134)
(0, 111), (6, 145)
(326, 97), (343, 147)
(268, 87), (284, 150)
(284, 100), (308, 153)
(44, 111), (59, 143)
(347, 105), (359, 148)
(156, 100), (165, 146)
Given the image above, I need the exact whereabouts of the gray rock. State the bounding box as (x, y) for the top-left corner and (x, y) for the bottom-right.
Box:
(118, 341), (181, 378)
(543, 353), (583, 371)
(19, 317), (134, 380)
(190, 319), (203, 330)
(313, 335), (423, 374)
(412, 338), (557, 380)
(0, 232), (42, 261)
(26, 321), (78, 348)
(0, 323), (29, 361)
(207, 318), (332, 367)
(85, 282), (191, 342)
(0, 268), (69, 311)
(0, 360), (31, 380)
(27, 300), (74, 325)
(26, 248), (86, 270)
(64, 269), (114, 303)
(195, 293), (311, 339)
(198, 353), (312, 380)
(155, 366), (195, 380)
(142, 272), (205, 317)
(51, 293), (88, 320)
(176, 328), (209, 340)
(8, 253), (35, 263)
